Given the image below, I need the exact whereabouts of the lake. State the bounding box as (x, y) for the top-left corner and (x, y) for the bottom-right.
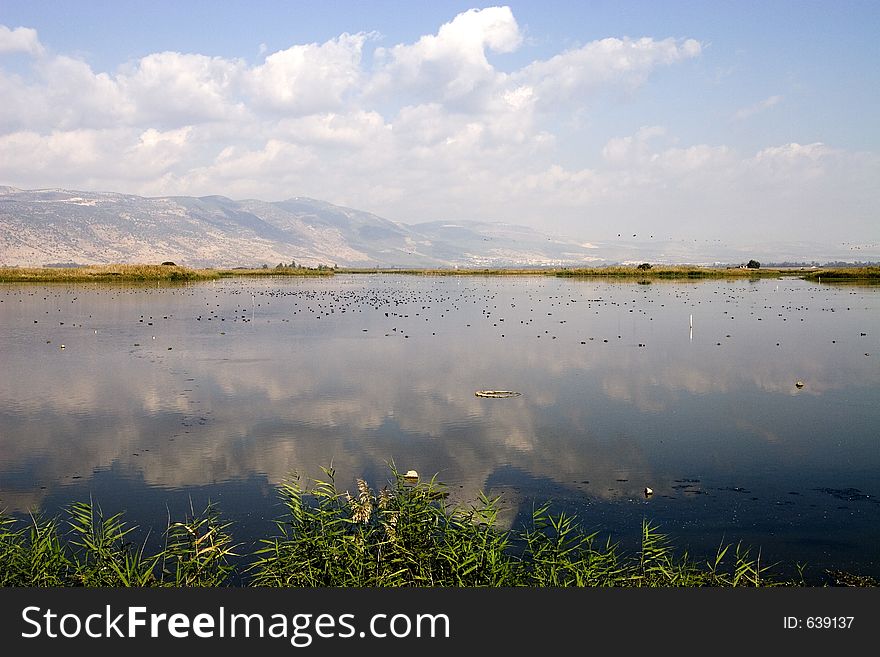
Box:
(1, 275), (878, 579)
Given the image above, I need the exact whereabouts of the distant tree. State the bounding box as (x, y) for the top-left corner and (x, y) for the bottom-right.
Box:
(637, 262), (652, 271)
(746, 259), (761, 269)
(261, 264), (269, 269)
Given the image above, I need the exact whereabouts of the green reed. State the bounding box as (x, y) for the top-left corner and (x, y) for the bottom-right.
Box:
(0, 466), (869, 587)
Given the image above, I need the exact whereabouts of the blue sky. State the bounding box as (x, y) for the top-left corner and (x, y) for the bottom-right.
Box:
(1, 1), (877, 247)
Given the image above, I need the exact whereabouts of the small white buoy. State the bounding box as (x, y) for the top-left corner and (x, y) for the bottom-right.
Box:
(60, 344), (65, 349)
(644, 487), (653, 497)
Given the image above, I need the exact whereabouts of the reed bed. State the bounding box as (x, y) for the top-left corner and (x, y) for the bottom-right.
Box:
(341, 265), (786, 279)
(0, 264), (335, 282)
(339, 268), (550, 276)
(554, 265), (783, 279)
(2, 264), (875, 283)
(214, 267), (335, 277)
(0, 466), (854, 588)
(338, 266), (768, 278)
(0, 264), (218, 282)
(800, 266), (880, 281)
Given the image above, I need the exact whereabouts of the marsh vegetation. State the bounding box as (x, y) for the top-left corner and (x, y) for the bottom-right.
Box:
(0, 264), (219, 282)
(0, 263), (339, 282)
(2, 263), (877, 283)
(0, 468), (814, 588)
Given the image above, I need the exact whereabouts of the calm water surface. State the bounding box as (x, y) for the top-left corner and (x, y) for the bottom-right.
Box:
(1, 275), (878, 577)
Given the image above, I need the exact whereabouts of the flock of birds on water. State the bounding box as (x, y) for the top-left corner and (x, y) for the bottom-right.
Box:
(1, 275), (878, 573)
(3, 276), (874, 361)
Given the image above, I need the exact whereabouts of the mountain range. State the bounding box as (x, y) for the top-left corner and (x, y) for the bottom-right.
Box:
(0, 186), (875, 268)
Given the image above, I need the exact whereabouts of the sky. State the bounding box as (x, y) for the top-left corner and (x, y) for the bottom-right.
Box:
(0, 1), (878, 248)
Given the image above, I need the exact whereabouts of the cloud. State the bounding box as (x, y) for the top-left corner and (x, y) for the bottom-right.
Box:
(0, 129), (110, 174)
(518, 36), (702, 108)
(733, 94), (783, 121)
(275, 110), (390, 147)
(118, 52), (246, 126)
(0, 7), (875, 247)
(601, 125), (667, 166)
(248, 33), (368, 114)
(518, 131), (877, 241)
(752, 140), (828, 163)
(0, 56), (132, 131)
(0, 7), (700, 151)
(369, 6), (521, 107)
(0, 24), (44, 56)
(127, 127), (193, 175)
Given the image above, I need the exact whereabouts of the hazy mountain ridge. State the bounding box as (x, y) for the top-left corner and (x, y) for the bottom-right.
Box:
(0, 187), (876, 267)
(0, 187), (606, 268)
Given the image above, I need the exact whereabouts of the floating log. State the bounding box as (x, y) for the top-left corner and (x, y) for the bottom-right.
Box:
(475, 390), (521, 398)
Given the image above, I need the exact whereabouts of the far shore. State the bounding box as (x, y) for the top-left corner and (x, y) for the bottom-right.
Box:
(0, 263), (333, 282)
(0, 262), (877, 283)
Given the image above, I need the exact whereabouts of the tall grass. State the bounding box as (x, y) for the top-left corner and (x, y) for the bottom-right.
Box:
(338, 268), (550, 276)
(214, 267), (335, 277)
(554, 265), (782, 279)
(0, 467), (863, 587)
(0, 264), (218, 282)
(0, 501), (236, 587)
(0, 264), (335, 282)
(801, 266), (880, 281)
(338, 266), (779, 278)
(250, 468), (515, 587)
(3, 263), (875, 283)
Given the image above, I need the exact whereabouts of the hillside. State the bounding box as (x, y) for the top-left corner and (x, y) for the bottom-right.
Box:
(1, 187), (876, 268)
(0, 187), (603, 268)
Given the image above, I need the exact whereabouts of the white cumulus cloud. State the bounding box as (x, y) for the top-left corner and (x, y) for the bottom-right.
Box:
(369, 6), (521, 107)
(0, 7), (875, 248)
(248, 33), (368, 114)
(118, 52), (246, 126)
(0, 25), (44, 56)
(518, 36), (702, 108)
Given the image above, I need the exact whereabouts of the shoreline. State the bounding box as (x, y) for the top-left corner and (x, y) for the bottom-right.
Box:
(1, 263), (877, 283)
